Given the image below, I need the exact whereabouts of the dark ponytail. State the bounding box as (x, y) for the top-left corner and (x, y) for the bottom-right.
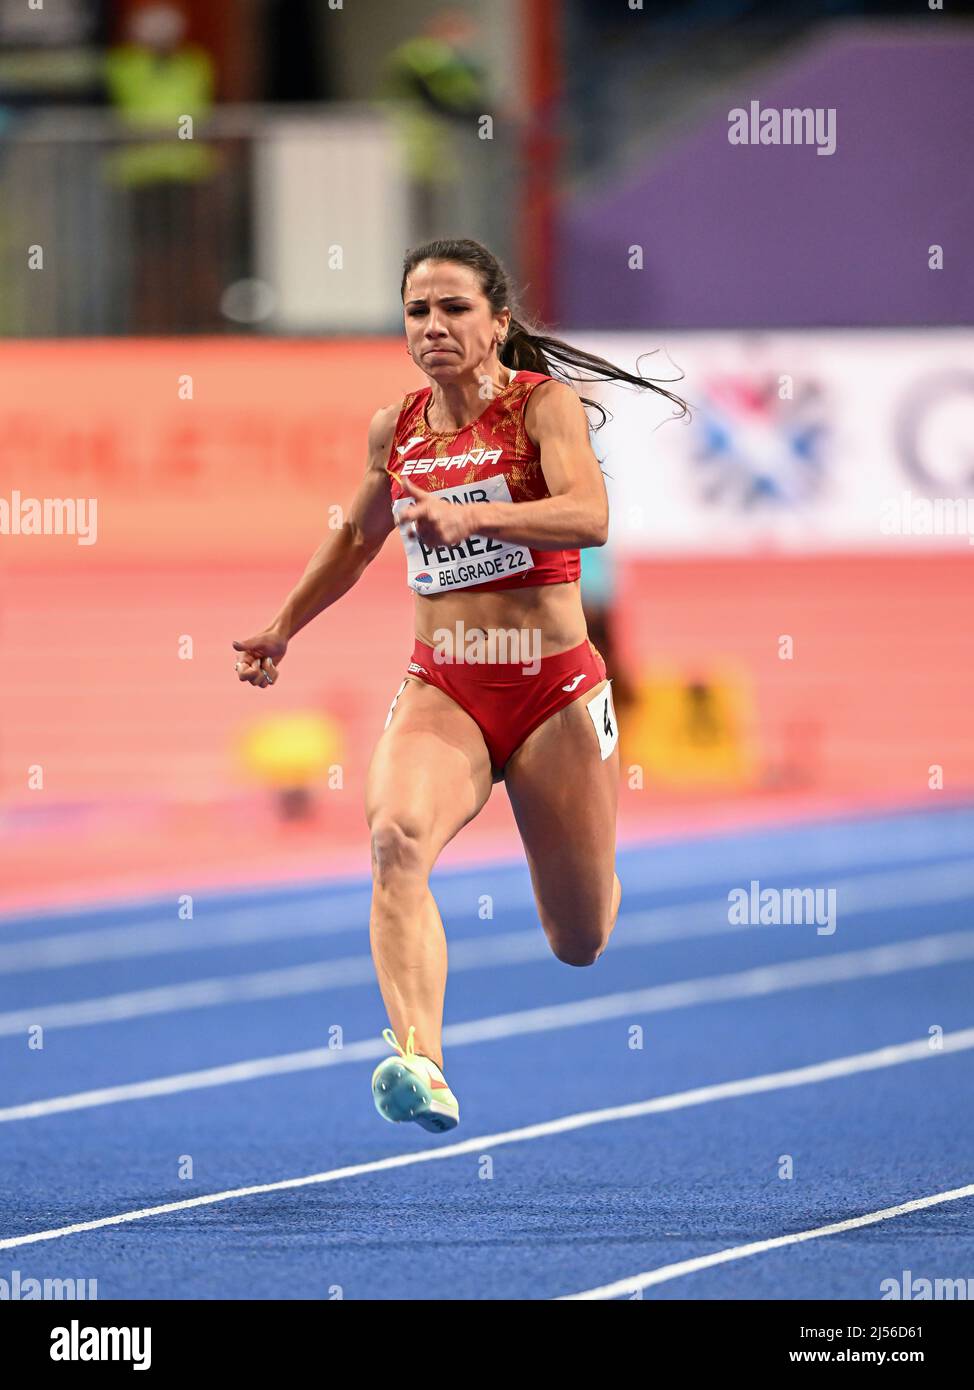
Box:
(401, 237), (689, 429)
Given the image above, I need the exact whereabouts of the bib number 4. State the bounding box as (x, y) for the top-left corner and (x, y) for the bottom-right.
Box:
(586, 681), (619, 761)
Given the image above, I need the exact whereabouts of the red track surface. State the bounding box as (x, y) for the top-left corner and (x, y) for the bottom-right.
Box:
(3, 553), (970, 915)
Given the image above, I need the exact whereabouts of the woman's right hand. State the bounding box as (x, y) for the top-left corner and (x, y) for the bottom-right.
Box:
(232, 629), (289, 688)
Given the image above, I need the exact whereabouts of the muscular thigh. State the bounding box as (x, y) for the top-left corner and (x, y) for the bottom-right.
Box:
(366, 677), (494, 868)
(503, 678), (620, 930)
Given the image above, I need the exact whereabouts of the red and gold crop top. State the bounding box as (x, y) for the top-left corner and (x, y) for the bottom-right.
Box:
(385, 369), (581, 595)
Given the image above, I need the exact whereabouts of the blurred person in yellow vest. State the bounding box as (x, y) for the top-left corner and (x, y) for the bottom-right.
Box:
(380, 9), (491, 241)
(102, 4), (225, 332)
(104, 3), (219, 186)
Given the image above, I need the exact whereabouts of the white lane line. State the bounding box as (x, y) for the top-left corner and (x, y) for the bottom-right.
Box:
(3, 937), (974, 1122)
(0, 902), (375, 971)
(3, 859), (974, 1029)
(0, 886), (369, 934)
(3, 807), (971, 932)
(2, 1028), (973, 1252)
(559, 1184), (974, 1300)
(3, 857), (973, 977)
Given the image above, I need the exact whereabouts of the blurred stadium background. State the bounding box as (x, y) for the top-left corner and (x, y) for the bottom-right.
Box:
(1, 0), (972, 912)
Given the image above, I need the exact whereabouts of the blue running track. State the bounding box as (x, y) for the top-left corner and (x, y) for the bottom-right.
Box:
(2, 804), (973, 1300)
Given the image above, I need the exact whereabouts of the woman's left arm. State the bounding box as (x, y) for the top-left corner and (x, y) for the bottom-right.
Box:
(477, 381), (609, 550)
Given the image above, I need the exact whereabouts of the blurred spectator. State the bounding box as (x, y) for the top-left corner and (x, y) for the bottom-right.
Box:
(103, 3), (224, 332)
(380, 8), (491, 243)
(104, 4), (215, 181)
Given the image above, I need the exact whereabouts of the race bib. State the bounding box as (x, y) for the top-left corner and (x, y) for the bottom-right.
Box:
(393, 474), (535, 594)
(586, 681), (619, 760)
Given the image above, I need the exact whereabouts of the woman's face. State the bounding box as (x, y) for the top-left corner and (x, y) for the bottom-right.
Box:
(403, 260), (510, 381)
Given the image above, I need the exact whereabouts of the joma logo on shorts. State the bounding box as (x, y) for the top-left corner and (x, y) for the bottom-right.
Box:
(400, 448), (503, 476)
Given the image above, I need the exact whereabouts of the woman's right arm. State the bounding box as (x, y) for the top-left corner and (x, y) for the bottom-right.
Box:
(233, 403), (399, 687)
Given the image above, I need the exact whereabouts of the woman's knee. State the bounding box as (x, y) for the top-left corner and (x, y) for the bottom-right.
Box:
(369, 813), (428, 885)
(549, 934), (603, 967)
(543, 917), (610, 968)
(543, 875), (621, 967)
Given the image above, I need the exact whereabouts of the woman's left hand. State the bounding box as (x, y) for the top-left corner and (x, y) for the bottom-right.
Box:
(396, 474), (481, 548)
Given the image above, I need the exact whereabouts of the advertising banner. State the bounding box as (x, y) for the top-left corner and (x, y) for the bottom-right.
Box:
(0, 338), (423, 570)
(577, 330), (974, 553)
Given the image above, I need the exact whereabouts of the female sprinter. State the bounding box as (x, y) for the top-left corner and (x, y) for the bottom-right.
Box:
(232, 238), (686, 1135)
